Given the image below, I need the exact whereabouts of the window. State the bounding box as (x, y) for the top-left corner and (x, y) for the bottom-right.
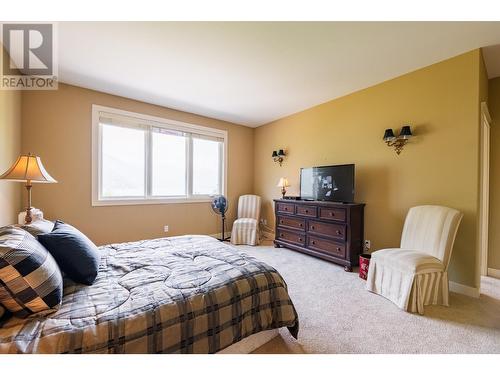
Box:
(92, 105), (226, 205)
(192, 136), (223, 195)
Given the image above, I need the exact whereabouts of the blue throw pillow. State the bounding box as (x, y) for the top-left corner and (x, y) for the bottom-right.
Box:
(38, 221), (100, 285)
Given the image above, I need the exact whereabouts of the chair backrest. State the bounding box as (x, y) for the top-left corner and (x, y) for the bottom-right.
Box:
(237, 195), (261, 220)
(400, 205), (463, 268)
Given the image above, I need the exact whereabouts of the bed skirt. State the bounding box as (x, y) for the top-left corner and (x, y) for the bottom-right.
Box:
(217, 329), (279, 354)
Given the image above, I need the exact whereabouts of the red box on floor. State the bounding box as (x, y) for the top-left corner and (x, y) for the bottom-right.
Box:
(359, 253), (371, 280)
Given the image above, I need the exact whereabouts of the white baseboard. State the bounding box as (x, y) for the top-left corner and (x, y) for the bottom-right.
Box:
(261, 228), (275, 241)
(449, 281), (480, 298)
(487, 268), (500, 279)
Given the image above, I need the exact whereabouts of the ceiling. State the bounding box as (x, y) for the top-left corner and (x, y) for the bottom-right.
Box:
(58, 22), (500, 127)
(483, 44), (500, 79)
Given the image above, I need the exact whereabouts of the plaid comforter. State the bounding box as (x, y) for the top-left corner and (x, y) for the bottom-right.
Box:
(0, 235), (298, 353)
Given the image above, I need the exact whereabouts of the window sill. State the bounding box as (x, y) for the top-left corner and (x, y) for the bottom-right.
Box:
(92, 197), (215, 207)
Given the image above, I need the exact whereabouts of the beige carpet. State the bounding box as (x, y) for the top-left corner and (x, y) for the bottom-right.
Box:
(237, 241), (500, 354)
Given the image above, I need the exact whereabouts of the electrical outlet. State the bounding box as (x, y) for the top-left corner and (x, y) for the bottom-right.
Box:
(364, 240), (371, 251)
(163, 225), (169, 233)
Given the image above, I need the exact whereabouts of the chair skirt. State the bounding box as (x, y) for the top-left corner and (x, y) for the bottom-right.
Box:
(230, 219), (259, 246)
(366, 259), (449, 315)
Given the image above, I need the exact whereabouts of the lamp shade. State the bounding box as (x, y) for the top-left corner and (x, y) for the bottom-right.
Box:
(272, 150), (278, 157)
(383, 128), (395, 141)
(0, 154), (57, 183)
(399, 125), (412, 139)
(277, 177), (290, 188)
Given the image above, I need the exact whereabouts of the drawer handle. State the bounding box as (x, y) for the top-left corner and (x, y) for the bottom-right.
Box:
(312, 240), (316, 245)
(280, 233), (284, 237)
(305, 209), (309, 213)
(311, 226), (315, 230)
(299, 223), (303, 227)
(336, 247), (341, 251)
(299, 238), (302, 241)
(330, 212), (335, 216)
(280, 220), (284, 224)
(336, 230), (341, 235)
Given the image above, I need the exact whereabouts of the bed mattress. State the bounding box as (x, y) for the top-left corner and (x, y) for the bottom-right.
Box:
(0, 235), (298, 353)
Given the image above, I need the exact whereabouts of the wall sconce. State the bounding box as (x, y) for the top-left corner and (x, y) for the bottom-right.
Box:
(383, 125), (412, 155)
(272, 149), (286, 166)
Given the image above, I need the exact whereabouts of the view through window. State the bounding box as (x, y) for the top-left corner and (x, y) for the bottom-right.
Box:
(94, 106), (226, 204)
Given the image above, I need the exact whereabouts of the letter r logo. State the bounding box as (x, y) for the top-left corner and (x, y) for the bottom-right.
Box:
(2, 24), (53, 76)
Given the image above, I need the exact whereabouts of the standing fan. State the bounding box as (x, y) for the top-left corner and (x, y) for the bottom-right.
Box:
(210, 195), (230, 241)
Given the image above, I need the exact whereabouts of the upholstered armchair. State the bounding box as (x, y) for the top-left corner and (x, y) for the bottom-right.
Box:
(231, 195), (261, 246)
(366, 205), (463, 314)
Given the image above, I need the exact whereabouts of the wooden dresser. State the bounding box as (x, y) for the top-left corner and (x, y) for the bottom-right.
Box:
(273, 199), (365, 271)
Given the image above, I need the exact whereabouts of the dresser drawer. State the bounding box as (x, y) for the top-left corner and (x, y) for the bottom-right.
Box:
(307, 236), (346, 258)
(276, 229), (305, 246)
(276, 202), (295, 214)
(308, 220), (346, 240)
(319, 207), (346, 222)
(277, 216), (305, 231)
(296, 205), (317, 217)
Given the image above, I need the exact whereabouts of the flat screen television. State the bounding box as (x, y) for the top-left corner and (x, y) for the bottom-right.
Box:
(300, 164), (355, 203)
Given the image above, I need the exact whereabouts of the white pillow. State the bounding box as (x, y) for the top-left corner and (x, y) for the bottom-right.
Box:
(20, 219), (55, 237)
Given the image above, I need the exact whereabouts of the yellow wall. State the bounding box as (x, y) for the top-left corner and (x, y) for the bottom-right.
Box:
(254, 50), (484, 288)
(0, 90), (21, 227)
(488, 77), (500, 270)
(21, 83), (254, 245)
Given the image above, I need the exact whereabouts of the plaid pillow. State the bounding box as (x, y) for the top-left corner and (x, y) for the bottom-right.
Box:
(0, 226), (63, 317)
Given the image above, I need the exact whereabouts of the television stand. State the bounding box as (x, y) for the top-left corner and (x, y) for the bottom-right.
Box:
(273, 199), (365, 271)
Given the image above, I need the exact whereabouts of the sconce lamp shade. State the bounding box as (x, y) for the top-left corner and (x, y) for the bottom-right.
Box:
(277, 177), (290, 188)
(399, 125), (413, 139)
(0, 154), (57, 183)
(383, 125), (412, 155)
(272, 149), (286, 166)
(383, 128), (396, 141)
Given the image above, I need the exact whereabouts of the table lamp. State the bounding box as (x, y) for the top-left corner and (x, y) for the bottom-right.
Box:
(277, 177), (290, 198)
(0, 153), (57, 224)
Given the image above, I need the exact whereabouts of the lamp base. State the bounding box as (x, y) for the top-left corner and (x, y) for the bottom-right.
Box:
(18, 208), (44, 225)
(26, 207), (33, 224)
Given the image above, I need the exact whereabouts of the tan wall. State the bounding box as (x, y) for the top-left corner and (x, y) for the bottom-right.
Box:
(0, 90), (21, 227)
(488, 77), (500, 270)
(254, 50), (483, 288)
(21, 83), (254, 245)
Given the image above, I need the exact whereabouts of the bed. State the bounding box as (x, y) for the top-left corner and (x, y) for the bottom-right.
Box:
(0, 235), (298, 354)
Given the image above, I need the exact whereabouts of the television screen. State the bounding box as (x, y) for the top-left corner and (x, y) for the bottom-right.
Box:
(300, 164), (355, 202)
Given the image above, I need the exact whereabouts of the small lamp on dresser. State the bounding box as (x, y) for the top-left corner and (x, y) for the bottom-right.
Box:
(0, 153), (57, 224)
(277, 177), (290, 198)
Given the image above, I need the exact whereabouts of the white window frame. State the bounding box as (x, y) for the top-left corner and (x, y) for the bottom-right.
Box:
(92, 104), (227, 206)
